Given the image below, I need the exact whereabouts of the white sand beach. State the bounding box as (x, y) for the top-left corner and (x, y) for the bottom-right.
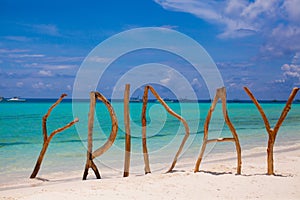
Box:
(1, 143), (299, 200)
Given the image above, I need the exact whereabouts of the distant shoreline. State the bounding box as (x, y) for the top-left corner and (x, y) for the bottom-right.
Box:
(1, 98), (299, 104)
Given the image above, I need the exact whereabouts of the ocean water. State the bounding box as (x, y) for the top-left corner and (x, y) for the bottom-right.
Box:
(0, 100), (299, 185)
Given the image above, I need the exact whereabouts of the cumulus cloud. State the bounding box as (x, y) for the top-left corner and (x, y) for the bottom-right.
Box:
(154, 0), (300, 56)
(282, 64), (300, 78)
(277, 53), (300, 85)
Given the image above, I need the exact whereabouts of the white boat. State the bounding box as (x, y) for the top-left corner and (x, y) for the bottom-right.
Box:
(129, 97), (141, 102)
(7, 97), (26, 102)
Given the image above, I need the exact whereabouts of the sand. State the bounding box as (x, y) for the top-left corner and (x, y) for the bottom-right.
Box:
(1, 143), (300, 200)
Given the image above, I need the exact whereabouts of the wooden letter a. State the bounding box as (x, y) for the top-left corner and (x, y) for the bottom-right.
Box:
(194, 87), (242, 174)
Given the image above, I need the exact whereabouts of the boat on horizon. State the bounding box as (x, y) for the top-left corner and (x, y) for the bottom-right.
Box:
(129, 96), (141, 102)
(163, 98), (175, 103)
(7, 97), (26, 102)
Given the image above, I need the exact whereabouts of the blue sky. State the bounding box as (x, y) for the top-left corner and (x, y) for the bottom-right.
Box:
(0, 0), (299, 100)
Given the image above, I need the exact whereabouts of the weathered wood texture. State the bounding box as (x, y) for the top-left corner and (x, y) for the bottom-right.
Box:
(30, 94), (79, 179)
(194, 87), (242, 174)
(123, 84), (131, 177)
(141, 85), (190, 174)
(83, 91), (118, 180)
(244, 87), (299, 175)
(141, 86), (151, 174)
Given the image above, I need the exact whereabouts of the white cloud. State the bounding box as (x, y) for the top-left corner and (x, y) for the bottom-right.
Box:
(284, 70), (300, 78)
(4, 36), (32, 42)
(154, 0), (300, 56)
(277, 53), (300, 85)
(225, 0), (248, 15)
(160, 78), (171, 85)
(159, 69), (177, 85)
(25, 63), (76, 70)
(154, 0), (280, 36)
(274, 79), (285, 83)
(282, 0), (300, 23)
(45, 65), (76, 70)
(154, 0), (258, 38)
(38, 70), (53, 77)
(32, 82), (52, 89)
(241, 0), (278, 20)
(191, 78), (202, 89)
(160, 77), (171, 84)
(8, 54), (45, 58)
(155, 0), (222, 21)
(0, 48), (29, 53)
(66, 85), (72, 90)
(87, 56), (112, 63)
(282, 63), (300, 79)
(267, 24), (300, 53)
(45, 56), (84, 63)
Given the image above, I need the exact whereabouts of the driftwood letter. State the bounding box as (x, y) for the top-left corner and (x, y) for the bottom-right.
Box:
(194, 87), (242, 174)
(83, 91), (118, 180)
(244, 87), (299, 175)
(123, 84), (131, 177)
(30, 94), (79, 178)
(141, 85), (190, 174)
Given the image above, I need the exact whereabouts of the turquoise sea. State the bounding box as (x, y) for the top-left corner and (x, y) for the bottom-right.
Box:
(0, 100), (299, 185)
